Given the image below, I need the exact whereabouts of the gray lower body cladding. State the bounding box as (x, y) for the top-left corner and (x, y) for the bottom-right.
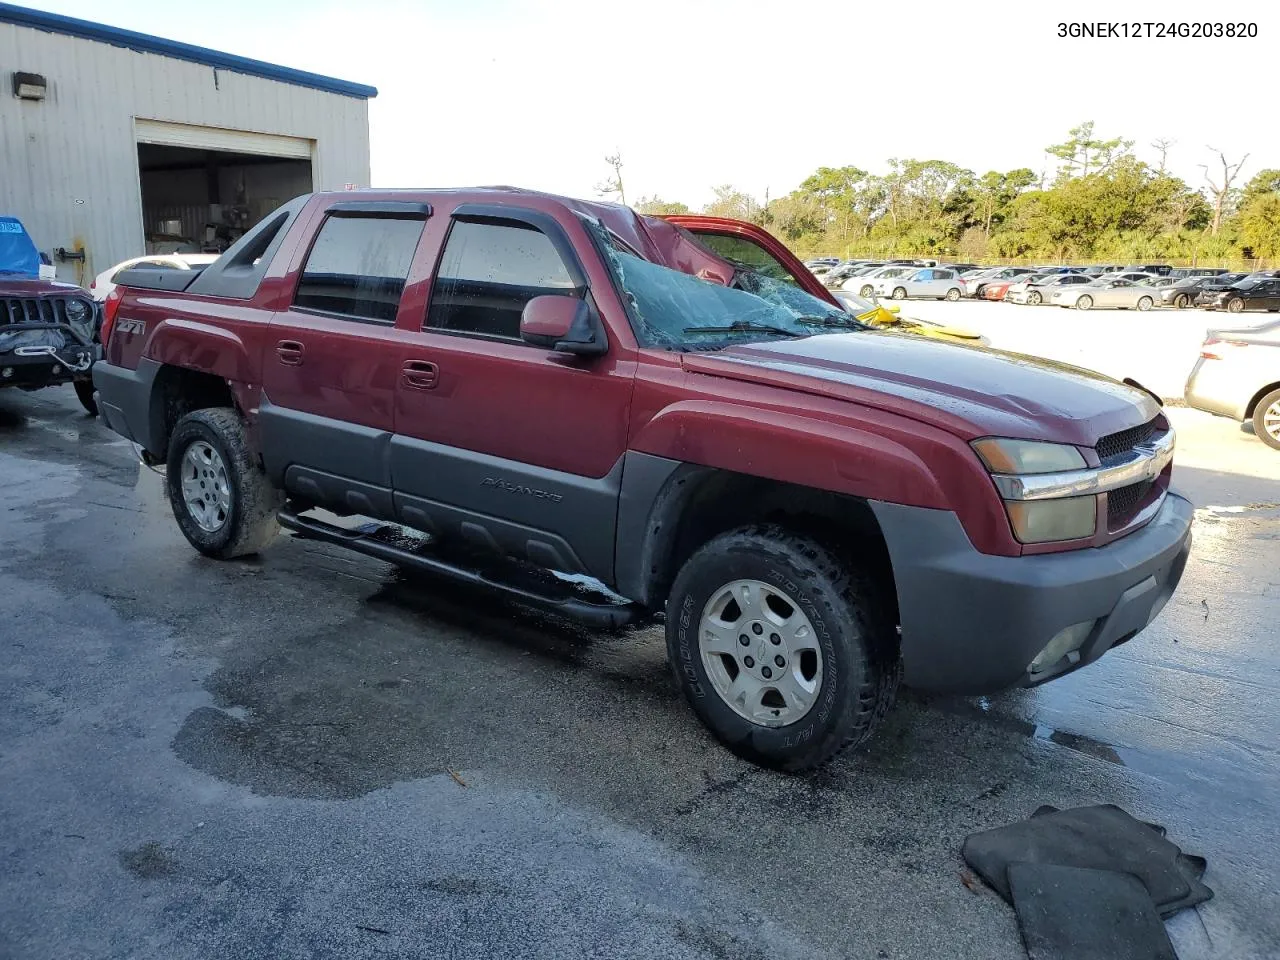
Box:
(93, 358), (161, 447)
(871, 493), (1194, 694)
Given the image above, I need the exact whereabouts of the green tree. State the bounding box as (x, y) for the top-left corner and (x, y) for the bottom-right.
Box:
(634, 196), (690, 215)
(703, 185), (764, 223)
(1236, 169), (1280, 258)
(1047, 122), (1133, 180)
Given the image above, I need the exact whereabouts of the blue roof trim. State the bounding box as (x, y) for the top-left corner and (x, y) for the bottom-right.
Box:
(0, 2), (377, 99)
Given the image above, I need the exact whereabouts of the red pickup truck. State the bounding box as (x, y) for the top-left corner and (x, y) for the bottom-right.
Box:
(92, 189), (1192, 770)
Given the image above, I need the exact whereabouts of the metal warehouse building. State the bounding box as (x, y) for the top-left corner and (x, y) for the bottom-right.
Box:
(0, 2), (374, 287)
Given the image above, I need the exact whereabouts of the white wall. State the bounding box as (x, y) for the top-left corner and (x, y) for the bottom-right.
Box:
(0, 22), (371, 285)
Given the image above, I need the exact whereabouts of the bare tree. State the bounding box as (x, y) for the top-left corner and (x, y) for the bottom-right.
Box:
(1150, 138), (1175, 174)
(1200, 147), (1249, 235)
(595, 152), (626, 206)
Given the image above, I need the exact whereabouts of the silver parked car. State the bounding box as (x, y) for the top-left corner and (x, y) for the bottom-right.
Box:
(872, 266), (966, 301)
(845, 265), (916, 298)
(1184, 319), (1280, 451)
(1050, 277), (1158, 311)
(1006, 272), (1092, 305)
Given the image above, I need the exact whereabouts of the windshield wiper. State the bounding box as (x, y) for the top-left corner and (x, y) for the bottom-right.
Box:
(792, 314), (868, 329)
(682, 321), (800, 337)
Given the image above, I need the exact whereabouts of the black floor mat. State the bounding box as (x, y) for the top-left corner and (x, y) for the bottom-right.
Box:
(963, 804), (1212, 919)
(1010, 863), (1178, 960)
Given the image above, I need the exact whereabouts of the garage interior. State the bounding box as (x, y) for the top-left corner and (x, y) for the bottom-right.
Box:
(136, 143), (313, 255)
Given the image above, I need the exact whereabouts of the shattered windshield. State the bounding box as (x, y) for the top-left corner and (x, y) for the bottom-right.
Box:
(587, 221), (862, 350)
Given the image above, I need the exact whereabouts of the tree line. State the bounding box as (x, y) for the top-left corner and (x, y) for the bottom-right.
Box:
(605, 124), (1280, 265)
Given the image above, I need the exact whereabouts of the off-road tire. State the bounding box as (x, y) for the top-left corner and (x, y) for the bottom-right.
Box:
(666, 525), (900, 772)
(1252, 388), (1280, 451)
(166, 407), (282, 559)
(74, 379), (98, 416)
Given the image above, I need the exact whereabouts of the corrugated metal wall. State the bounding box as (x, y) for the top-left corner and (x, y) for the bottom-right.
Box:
(0, 22), (371, 286)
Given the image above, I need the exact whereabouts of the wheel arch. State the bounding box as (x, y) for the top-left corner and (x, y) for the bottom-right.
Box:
(145, 363), (240, 460)
(1245, 380), (1280, 418)
(616, 463), (898, 628)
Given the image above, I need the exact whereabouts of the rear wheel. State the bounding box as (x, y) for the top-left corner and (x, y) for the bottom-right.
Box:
(1227, 298), (1244, 313)
(73, 379), (98, 416)
(1174, 293), (1190, 309)
(944, 287), (961, 301)
(1253, 388), (1280, 451)
(1076, 295), (1093, 311)
(892, 287), (908, 300)
(166, 407), (283, 559)
(665, 525), (899, 771)
(1137, 296), (1154, 311)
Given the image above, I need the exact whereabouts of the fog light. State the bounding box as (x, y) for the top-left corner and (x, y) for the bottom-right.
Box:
(1, 367), (12, 378)
(1029, 620), (1096, 674)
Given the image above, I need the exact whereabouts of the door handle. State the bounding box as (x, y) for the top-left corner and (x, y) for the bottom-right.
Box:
(276, 340), (304, 365)
(402, 359), (438, 390)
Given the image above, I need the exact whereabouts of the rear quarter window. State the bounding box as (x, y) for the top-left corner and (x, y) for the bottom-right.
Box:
(293, 216), (424, 323)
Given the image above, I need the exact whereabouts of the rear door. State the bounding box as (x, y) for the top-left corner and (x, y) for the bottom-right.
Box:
(260, 202), (430, 517)
(388, 204), (636, 582)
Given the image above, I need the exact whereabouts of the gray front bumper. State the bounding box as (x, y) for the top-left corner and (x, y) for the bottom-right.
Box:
(870, 493), (1194, 694)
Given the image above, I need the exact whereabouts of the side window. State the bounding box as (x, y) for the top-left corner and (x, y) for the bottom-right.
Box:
(916, 269), (933, 281)
(426, 220), (578, 340)
(293, 215), (424, 323)
(689, 232), (798, 286)
(935, 269), (953, 280)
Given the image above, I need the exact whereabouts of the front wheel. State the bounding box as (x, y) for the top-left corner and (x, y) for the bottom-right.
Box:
(73, 379), (98, 416)
(1227, 298), (1244, 314)
(1137, 296), (1154, 311)
(1076, 295), (1093, 311)
(166, 407), (283, 559)
(892, 287), (908, 300)
(944, 287), (961, 301)
(665, 525), (899, 771)
(1027, 291), (1042, 305)
(859, 285), (875, 298)
(1253, 388), (1280, 451)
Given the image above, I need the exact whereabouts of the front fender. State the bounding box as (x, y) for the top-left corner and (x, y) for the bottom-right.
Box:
(629, 399), (949, 508)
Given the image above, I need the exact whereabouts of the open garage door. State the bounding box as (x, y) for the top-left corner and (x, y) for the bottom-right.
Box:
(134, 119), (314, 255)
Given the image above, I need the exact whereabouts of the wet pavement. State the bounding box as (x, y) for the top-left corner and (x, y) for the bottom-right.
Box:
(1, 388), (1278, 960)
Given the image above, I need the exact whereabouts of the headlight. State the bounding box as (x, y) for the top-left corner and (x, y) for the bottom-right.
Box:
(65, 299), (90, 322)
(1006, 497), (1097, 543)
(973, 438), (1096, 543)
(971, 438), (1086, 474)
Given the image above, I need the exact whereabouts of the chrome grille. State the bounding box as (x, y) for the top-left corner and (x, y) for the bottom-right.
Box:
(1096, 419), (1159, 464)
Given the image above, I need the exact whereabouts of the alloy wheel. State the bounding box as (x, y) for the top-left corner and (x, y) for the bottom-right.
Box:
(179, 441), (231, 532)
(698, 579), (824, 728)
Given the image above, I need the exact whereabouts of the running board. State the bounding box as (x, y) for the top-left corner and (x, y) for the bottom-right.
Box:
(277, 508), (646, 629)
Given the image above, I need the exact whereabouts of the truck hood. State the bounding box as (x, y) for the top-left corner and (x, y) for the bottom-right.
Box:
(0, 277), (85, 296)
(682, 331), (1158, 446)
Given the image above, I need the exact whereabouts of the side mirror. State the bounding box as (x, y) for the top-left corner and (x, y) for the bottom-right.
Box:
(520, 295), (606, 356)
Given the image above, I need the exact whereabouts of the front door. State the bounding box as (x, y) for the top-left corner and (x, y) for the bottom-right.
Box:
(260, 204), (429, 517)
(389, 207), (636, 582)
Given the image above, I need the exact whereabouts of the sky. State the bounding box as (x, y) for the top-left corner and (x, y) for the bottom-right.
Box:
(15, 0), (1279, 206)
